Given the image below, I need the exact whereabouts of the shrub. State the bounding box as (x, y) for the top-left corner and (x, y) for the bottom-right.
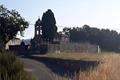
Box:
(0, 51), (35, 80)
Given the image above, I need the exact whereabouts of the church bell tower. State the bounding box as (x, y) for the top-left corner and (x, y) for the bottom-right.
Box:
(34, 18), (42, 36)
(33, 18), (43, 46)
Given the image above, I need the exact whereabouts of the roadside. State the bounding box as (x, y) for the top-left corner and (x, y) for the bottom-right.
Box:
(21, 58), (54, 80)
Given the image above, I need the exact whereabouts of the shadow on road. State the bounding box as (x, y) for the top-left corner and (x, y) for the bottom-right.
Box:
(23, 55), (99, 78)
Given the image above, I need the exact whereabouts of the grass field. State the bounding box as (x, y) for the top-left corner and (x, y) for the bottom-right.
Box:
(33, 52), (113, 61)
(31, 52), (120, 80)
(78, 53), (120, 80)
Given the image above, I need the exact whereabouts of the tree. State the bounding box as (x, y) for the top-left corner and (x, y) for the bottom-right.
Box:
(0, 5), (29, 48)
(63, 27), (71, 36)
(62, 25), (120, 52)
(41, 9), (57, 42)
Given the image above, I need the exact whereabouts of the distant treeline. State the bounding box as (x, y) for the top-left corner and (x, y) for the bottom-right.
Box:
(62, 25), (120, 52)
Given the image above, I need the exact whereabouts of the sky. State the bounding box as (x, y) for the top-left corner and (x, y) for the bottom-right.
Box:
(1, 0), (120, 39)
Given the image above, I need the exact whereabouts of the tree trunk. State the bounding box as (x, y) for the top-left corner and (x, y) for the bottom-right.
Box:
(0, 42), (6, 53)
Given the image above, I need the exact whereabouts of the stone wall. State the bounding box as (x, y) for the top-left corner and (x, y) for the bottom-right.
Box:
(48, 43), (99, 53)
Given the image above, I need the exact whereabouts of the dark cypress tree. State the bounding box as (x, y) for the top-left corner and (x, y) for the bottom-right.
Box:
(41, 9), (57, 42)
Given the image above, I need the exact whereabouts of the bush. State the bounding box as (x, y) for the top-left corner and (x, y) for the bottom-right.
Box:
(0, 51), (35, 80)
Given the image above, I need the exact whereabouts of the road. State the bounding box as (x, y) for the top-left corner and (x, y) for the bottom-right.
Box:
(21, 58), (54, 80)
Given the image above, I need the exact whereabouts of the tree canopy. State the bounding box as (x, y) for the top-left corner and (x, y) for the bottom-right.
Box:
(62, 25), (120, 52)
(0, 5), (29, 44)
(41, 9), (57, 42)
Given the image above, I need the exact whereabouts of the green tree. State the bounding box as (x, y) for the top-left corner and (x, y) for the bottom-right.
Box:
(62, 25), (120, 52)
(63, 27), (71, 36)
(0, 5), (29, 48)
(41, 9), (57, 42)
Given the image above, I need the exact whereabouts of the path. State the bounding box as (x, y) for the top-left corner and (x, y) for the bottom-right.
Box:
(21, 58), (54, 80)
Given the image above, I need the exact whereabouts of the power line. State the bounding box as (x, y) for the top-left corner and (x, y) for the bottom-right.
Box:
(29, 24), (78, 28)
(28, 23), (120, 30)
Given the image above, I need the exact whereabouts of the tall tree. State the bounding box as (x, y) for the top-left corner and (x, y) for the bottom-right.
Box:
(41, 9), (57, 42)
(0, 5), (29, 48)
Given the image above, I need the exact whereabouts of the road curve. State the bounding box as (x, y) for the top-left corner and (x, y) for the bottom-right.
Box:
(20, 58), (54, 80)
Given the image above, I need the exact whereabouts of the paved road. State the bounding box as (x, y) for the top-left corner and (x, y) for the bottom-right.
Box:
(21, 58), (54, 80)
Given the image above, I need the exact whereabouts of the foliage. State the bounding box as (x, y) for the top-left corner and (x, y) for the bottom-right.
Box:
(0, 5), (29, 44)
(0, 51), (35, 80)
(62, 25), (120, 52)
(41, 9), (57, 42)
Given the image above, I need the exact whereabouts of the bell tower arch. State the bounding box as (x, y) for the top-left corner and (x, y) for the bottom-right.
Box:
(32, 18), (43, 46)
(34, 18), (42, 36)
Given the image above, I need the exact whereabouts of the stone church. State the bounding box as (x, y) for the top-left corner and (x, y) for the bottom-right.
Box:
(7, 18), (100, 54)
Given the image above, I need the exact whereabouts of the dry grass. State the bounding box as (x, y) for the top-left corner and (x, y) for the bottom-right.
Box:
(33, 52), (120, 80)
(33, 52), (103, 61)
(0, 52), (36, 80)
(79, 53), (120, 80)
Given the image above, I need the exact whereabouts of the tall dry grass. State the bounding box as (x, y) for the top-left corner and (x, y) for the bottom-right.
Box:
(79, 53), (120, 80)
(0, 51), (36, 80)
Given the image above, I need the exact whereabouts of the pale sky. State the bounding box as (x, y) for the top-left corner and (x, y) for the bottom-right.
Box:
(1, 0), (120, 39)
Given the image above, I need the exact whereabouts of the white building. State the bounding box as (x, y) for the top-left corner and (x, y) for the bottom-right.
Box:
(5, 38), (22, 50)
